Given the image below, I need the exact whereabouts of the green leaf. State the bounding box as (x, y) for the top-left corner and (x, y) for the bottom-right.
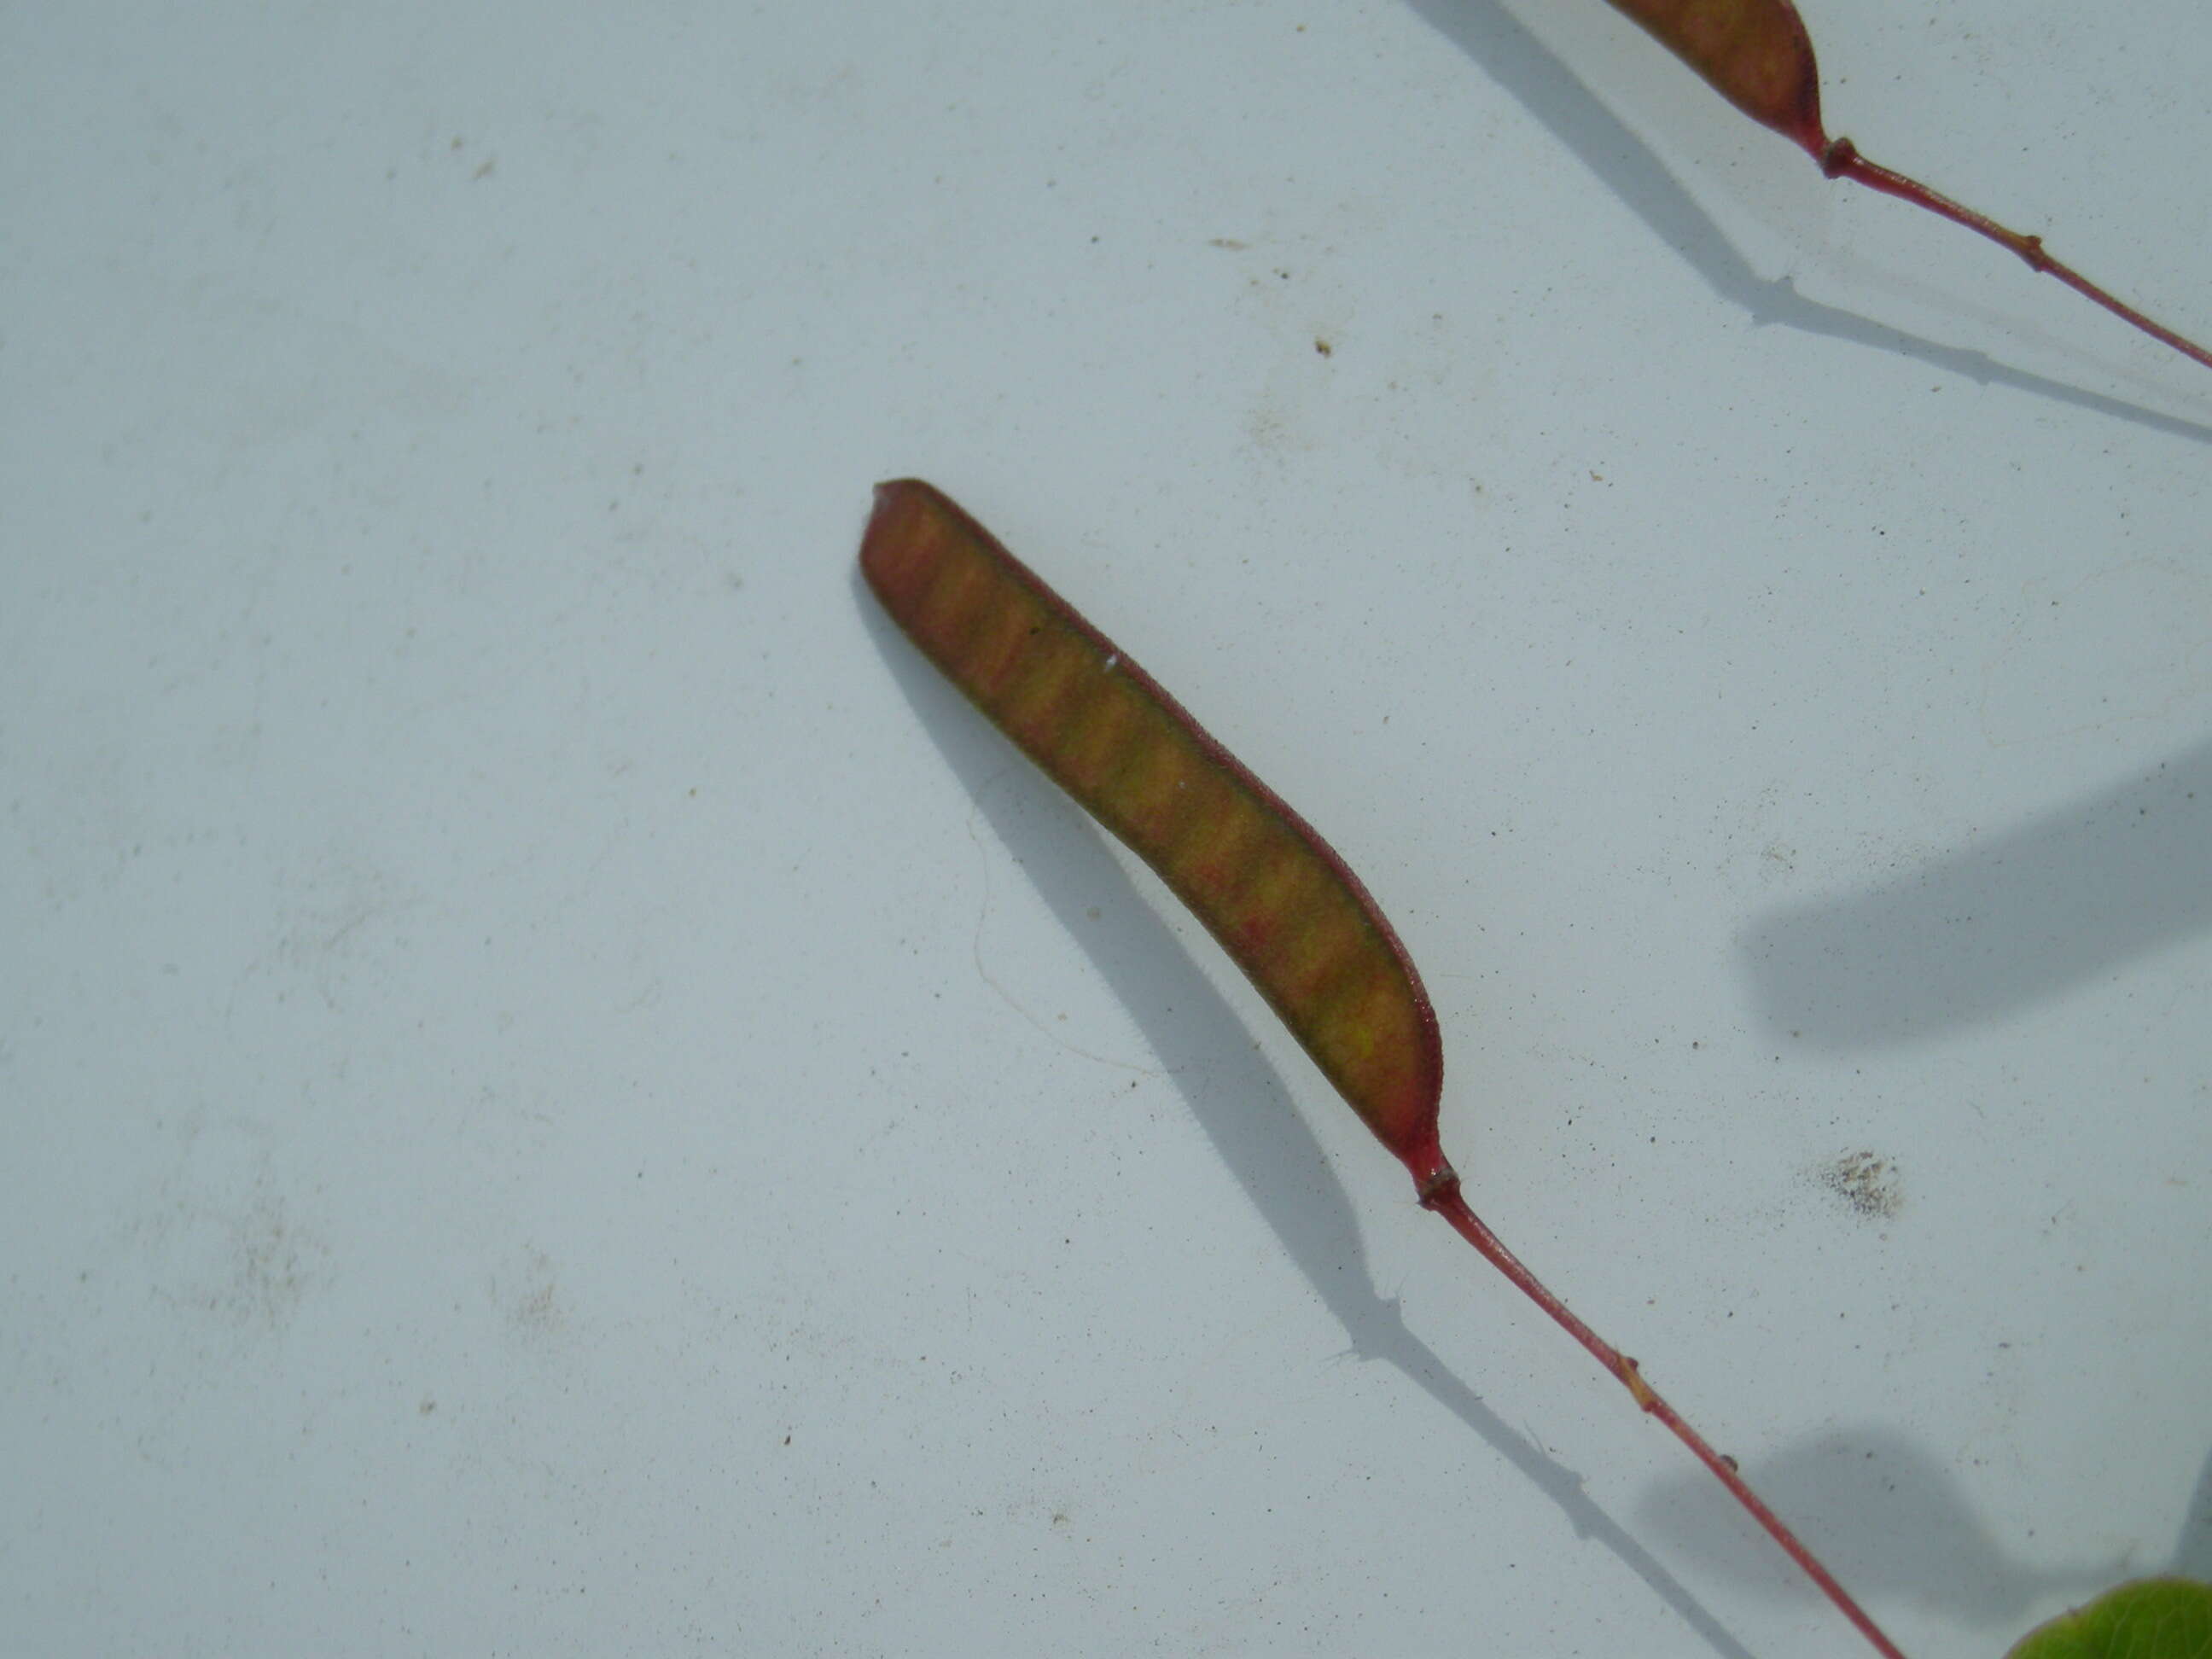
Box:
(2006, 1580), (2212, 1659)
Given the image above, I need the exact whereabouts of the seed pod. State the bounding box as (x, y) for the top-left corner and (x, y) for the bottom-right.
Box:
(860, 478), (1449, 1190)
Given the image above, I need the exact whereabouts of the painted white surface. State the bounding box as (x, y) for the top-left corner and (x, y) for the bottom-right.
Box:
(3, 2), (2207, 1655)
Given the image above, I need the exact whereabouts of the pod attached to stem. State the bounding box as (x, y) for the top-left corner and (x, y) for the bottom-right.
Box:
(862, 479), (1909, 1659)
(1604, 0), (2209, 373)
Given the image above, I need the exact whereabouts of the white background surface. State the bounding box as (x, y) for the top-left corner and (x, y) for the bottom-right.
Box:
(4, 2), (2208, 1655)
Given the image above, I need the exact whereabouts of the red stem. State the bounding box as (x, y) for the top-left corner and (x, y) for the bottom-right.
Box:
(1819, 137), (2212, 375)
(1419, 1171), (1910, 1659)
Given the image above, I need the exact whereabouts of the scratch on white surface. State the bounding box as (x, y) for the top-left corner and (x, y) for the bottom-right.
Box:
(962, 777), (1167, 1079)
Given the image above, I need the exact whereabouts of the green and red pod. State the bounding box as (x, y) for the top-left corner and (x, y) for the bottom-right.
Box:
(860, 478), (1450, 1194)
(860, 479), (1912, 1659)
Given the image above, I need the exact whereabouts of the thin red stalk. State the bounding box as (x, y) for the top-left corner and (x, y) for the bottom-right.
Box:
(1420, 1173), (1909, 1659)
(1820, 137), (2212, 375)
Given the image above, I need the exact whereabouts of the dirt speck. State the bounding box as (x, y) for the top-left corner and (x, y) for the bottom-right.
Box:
(499, 1245), (568, 1347)
(1815, 1150), (1902, 1221)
